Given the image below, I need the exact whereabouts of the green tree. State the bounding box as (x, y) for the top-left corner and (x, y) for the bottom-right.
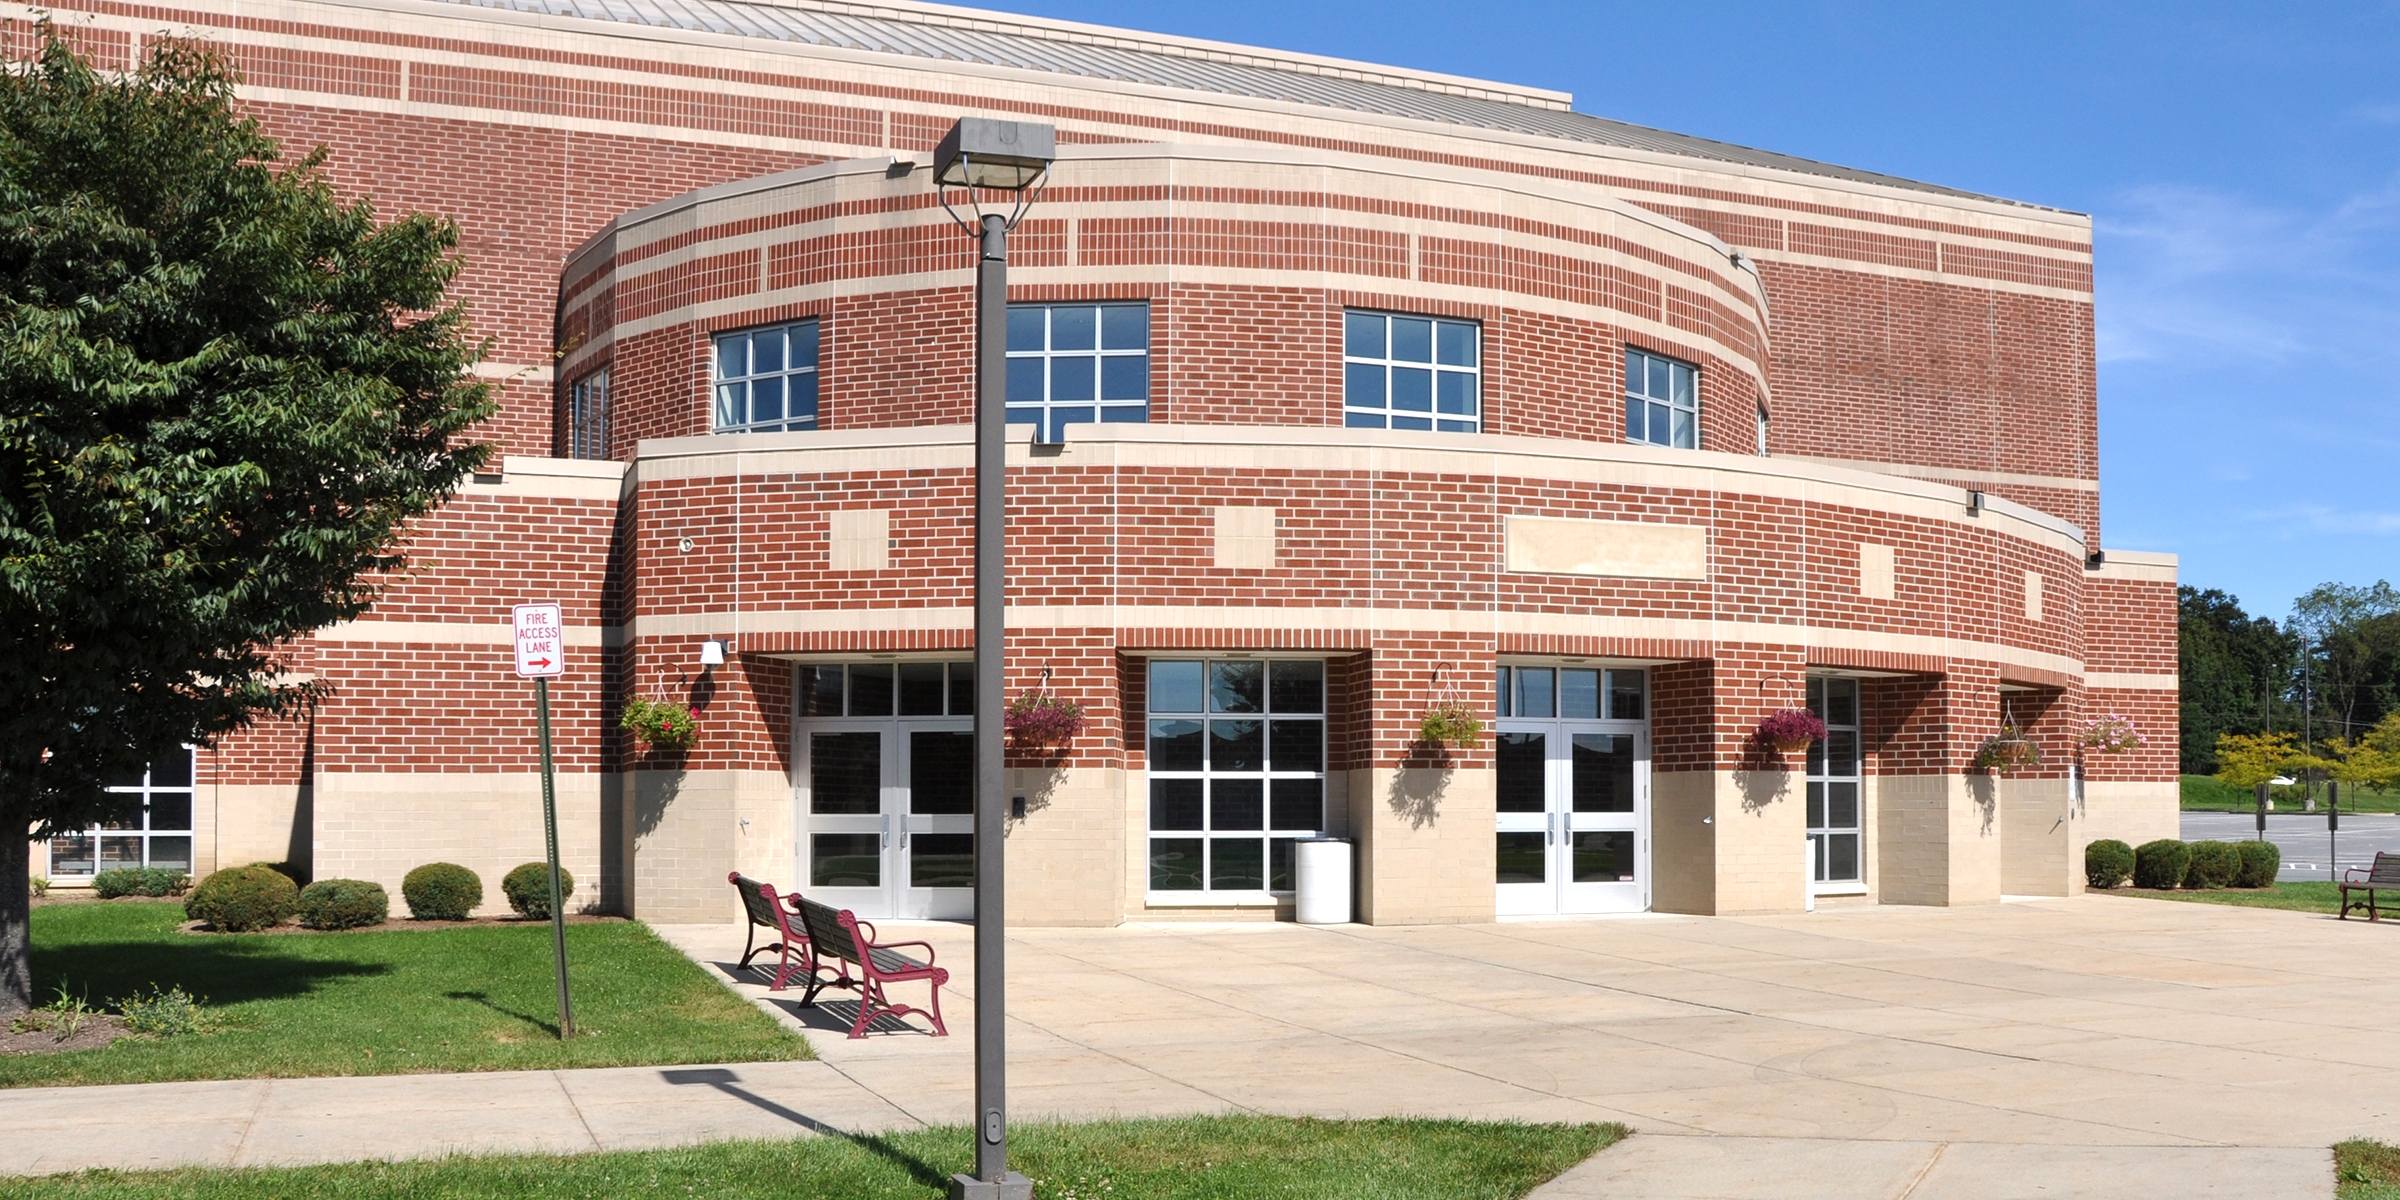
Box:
(2213, 732), (2296, 792)
(2178, 587), (2299, 773)
(0, 33), (491, 1019)
(2290, 581), (2400, 752)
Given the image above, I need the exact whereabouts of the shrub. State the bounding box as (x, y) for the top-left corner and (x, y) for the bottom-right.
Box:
(28, 877), (48, 898)
(297, 879), (390, 930)
(93, 867), (191, 898)
(2132, 839), (2192, 889)
(118, 984), (209, 1037)
(249, 861), (307, 888)
(2234, 839), (2282, 888)
(183, 865), (299, 932)
(502, 862), (576, 919)
(2184, 840), (2240, 889)
(402, 862), (483, 921)
(2083, 839), (2135, 890)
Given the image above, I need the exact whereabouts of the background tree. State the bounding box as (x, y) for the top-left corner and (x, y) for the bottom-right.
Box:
(2289, 581), (2400, 750)
(2212, 731), (2297, 793)
(0, 33), (491, 1019)
(2178, 587), (2300, 773)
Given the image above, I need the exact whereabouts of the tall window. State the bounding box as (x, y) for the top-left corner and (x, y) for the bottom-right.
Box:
(1625, 347), (1697, 449)
(49, 754), (195, 878)
(564, 367), (610, 460)
(714, 319), (820, 433)
(1007, 302), (1148, 443)
(1344, 310), (1479, 432)
(1807, 677), (1862, 886)
(1147, 659), (1325, 898)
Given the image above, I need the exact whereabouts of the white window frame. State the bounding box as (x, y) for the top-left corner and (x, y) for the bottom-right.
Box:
(1006, 301), (1149, 444)
(1144, 658), (1327, 906)
(1807, 676), (1867, 893)
(565, 366), (610, 460)
(1626, 347), (1699, 449)
(47, 751), (197, 879)
(713, 318), (821, 434)
(1343, 309), (1481, 433)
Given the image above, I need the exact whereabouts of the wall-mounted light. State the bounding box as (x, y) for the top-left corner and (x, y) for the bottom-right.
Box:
(1966, 490), (1985, 517)
(698, 638), (730, 668)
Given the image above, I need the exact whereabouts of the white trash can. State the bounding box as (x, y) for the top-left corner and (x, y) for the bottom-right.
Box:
(1294, 838), (1353, 924)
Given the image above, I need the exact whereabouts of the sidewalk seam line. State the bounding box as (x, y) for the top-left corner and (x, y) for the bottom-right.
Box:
(553, 1069), (604, 1152)
(224, 1079), (275, 1168)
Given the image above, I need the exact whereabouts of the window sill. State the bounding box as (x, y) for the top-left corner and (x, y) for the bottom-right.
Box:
(1811, 882), (1869, 897)
(1144, 891), (1287, 908)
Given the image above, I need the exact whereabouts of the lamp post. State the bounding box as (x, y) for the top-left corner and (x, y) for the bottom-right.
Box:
(933, 115), (1054, 1200)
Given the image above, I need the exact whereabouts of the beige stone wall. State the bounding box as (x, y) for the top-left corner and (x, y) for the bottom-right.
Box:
(2000, 777), (2079, 897)
(1877, 774), (2003, 906)
(206, 784), (311, 879)
(623, 768), (789, 924)
(2082, 780), (2179, 856)
(1010, 764), (1127, 927)
(1650, 771), (1716, 914)
(1349, 767), (1496, 925)
(1716, 771), (1810, 915)
(313, 772), (605, 917)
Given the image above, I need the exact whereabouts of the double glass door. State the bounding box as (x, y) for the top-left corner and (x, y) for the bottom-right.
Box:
(1494, 723), (1648, 915)
(799, 722), (975, 919)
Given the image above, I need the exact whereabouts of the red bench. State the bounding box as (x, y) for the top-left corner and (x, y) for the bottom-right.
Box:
(2341, 852), (2400, 921)
(727, 872), (818, 993)
(794, 897), (949, 1039)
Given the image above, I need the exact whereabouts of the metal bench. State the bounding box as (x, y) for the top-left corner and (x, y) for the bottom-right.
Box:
(794, 897), (949, 1039)
(2341, 851), (2400, 921)
(726, 872), (817, 992)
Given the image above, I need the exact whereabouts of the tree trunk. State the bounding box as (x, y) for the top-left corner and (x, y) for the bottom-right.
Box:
(0, 830), (29, 1022)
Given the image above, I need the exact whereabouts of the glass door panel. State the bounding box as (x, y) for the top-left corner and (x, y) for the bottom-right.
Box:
(805, 730), (887, 911)
(1561, 729), (1644, 911)
(1494, 731), (1552, 915)
(904, 728), (974, 919)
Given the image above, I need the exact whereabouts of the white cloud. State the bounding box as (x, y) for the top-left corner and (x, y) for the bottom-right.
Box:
(2244, 505), (2400, 537)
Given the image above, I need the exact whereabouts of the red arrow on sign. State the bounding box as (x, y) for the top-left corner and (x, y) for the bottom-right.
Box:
(527, 657), (553, 669)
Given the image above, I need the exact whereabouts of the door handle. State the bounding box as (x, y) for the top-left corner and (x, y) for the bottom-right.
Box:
(881, 813), (890, 849)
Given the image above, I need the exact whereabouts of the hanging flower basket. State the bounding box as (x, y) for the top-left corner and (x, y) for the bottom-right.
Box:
(621, 697), (698, 751)
(1418, 700), (1484, 749)
(1756, 708), (1827, 755)
(1005, 689), (1086, 749)
(2081, 715), (2142, 755)
(1972, 726), (2042, 775)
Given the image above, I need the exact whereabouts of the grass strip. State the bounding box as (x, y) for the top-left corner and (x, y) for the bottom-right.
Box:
(2181, 774), (2400, 813)
(0, 1115), (1622, 1199)
(5, 901), (805, 1088)
(2339, 1139), (2400, 1198)
(2096, 881), (2345, 914)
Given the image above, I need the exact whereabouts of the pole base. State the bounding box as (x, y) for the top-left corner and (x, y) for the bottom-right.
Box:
(947, 1172), (1033, 1200)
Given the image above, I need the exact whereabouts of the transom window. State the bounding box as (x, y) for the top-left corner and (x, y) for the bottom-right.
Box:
(564, 367), (610, 460)
(714, 319), (820, 433)
(48, 754), (195, 878)
(1625, 347), (1697, 449)
(1495, 666), (1645, 720)
(1807, 677), (1862, 887)
(1007, 302), (1149, 443)
(798, 661), (974, 718)
(1344, 310), (1480, 432)
(1147, 659), (1326, 897)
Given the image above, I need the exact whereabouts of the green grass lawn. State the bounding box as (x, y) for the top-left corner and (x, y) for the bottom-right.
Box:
(2340, 1139), (2400, 1198)
(2182, 774), (2400, 812)
(3, 901), (805, 1088)
(2097, 880), (2345, 914)
(0, 1114), (1620, 1200)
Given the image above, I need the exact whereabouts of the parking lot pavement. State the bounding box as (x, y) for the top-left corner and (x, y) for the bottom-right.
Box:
(2179, 809), (2400, 880)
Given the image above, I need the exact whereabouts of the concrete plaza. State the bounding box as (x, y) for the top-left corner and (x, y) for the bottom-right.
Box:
(2, 895), (2386, 1196)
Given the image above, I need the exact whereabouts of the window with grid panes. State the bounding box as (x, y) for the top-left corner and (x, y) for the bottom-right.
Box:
(1006, 302), (1148, 444)
(1494, 666), (1646, 720)
(713, 319), (820, 433)
(1147, 659), (1325, 896)
(564, 367), (609, 460)
(1625, 347), (1697, 449)
(796, 661), (975, 719)
(48, 753), (195, 877)
(1344, 310), (1479, 431)
(1807, 677), (1863, 885)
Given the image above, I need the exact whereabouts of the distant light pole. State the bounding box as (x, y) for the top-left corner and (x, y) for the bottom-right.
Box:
(932, 116), (1054, 1200)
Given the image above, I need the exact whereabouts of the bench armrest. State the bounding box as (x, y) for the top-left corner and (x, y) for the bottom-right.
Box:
(868, 939), (936, 960)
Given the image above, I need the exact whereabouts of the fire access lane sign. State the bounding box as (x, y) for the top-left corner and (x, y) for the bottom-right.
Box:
(513, 604), (565, 678)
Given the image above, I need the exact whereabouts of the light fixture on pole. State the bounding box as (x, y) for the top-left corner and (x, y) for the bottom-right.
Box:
(933, 114), (1054, 1200)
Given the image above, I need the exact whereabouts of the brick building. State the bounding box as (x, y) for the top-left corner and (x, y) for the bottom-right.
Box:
(24, 0), (2178, 923)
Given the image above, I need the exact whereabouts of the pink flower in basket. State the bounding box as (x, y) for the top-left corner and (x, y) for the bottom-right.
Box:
(1756, 708), (1827, 753)
(1005, 689), (1086, 748)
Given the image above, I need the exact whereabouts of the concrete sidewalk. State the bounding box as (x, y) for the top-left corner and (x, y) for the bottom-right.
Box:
(2, 896), (2382, 1196)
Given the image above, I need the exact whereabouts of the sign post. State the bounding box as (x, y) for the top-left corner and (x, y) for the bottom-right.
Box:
(513, 603), (574, 1040)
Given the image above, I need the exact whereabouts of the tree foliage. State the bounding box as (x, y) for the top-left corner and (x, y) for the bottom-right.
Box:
(2211, 732), (2295, 792)
(2177, 587), (2299, 773)
(2290, 581), (2400, 748)
(0, 30), (490, 1016)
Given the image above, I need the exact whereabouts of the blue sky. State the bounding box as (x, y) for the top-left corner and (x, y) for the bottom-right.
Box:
(996, 0), (2400, 623)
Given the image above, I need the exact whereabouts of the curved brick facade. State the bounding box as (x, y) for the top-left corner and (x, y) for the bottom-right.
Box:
(17, 0), (2173, 923)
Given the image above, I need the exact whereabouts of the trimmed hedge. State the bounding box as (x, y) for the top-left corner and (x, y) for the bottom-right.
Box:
(2184, 840), (2239, 889)
(92, 866), (191, 898)
(402, 862), (483, 921)
(2133, 839), (2192, 890)
(297, 878), (390, 930)
(502, 862), (576, 920)
(2084, 839), (2135, 890)
(184, 865), (300, 932)
(2235, 839), (2282, 888)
